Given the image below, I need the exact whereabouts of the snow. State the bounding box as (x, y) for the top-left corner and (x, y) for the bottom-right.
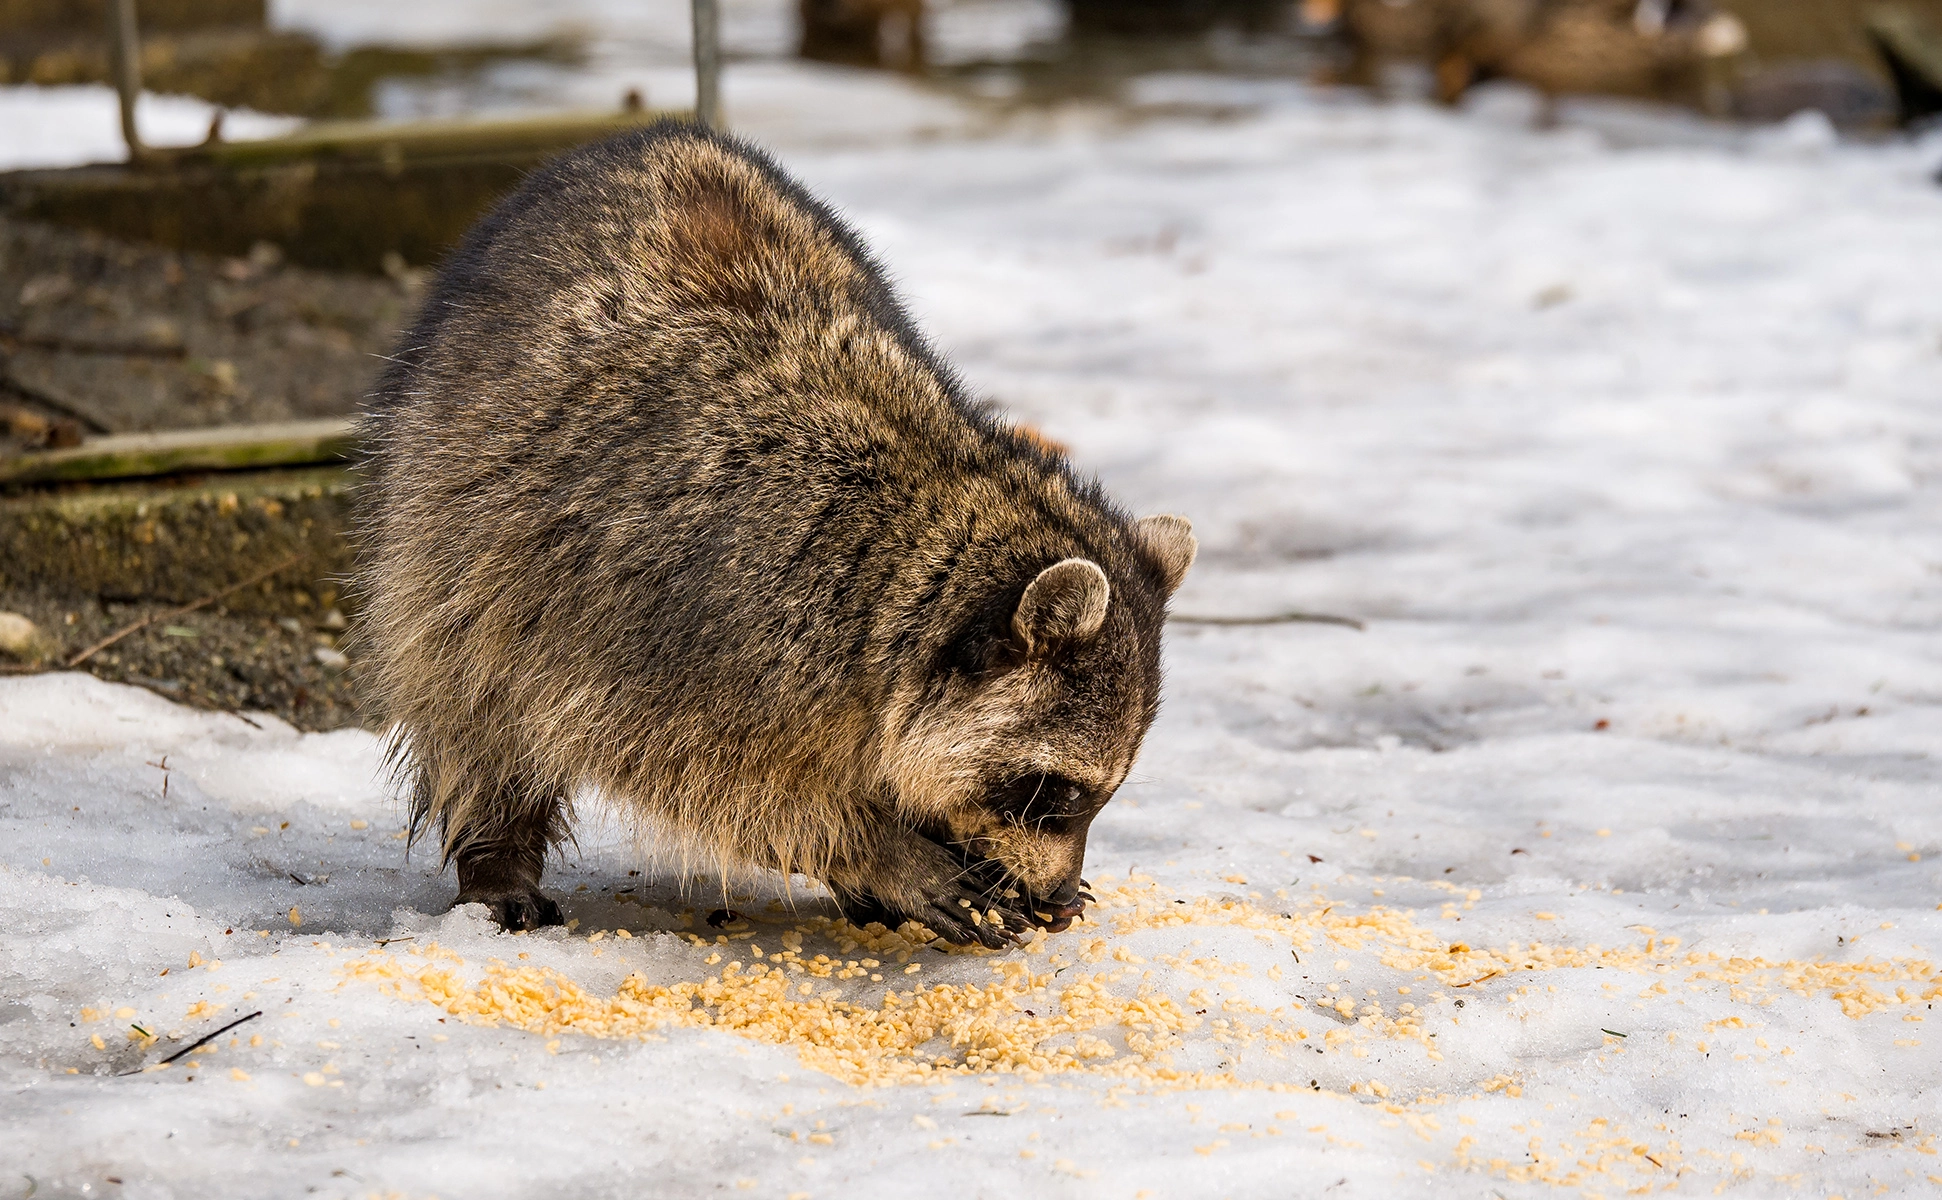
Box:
(268, 0), (1062, 129)
(0, 87), (299, 171)
(269, 0), (1062, 66)
(7, 64), (1942, 1200)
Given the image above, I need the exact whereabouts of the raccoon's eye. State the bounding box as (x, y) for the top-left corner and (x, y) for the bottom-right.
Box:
(989, 772), (1088, 823)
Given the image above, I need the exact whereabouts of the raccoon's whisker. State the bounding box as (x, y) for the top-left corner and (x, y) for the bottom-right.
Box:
(941, 834), (985, 859)
(942, 859), (987, 888)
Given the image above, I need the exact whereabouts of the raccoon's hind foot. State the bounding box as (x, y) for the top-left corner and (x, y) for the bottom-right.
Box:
(454, 885), (564, 933)
(452, 829), (564, 932)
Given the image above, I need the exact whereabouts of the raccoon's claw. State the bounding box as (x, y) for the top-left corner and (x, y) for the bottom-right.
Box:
(921, 912), (993, 949)
(1029, 908), (1083, 934)
(830, 831), (1034, 948)
(457, 888), (564, 932)
(908, 877), (1033, 949)
(908, 889), (1029, 949)
(833, 890), (1017, 949)
(930, 912), (1021, 950)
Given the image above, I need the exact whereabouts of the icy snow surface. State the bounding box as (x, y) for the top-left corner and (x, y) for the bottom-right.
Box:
(0, 87), (299, 171)
(7, 78), (1942, 1199)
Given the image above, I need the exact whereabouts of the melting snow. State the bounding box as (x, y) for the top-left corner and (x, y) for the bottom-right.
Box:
(5, 68), (1942, 1199)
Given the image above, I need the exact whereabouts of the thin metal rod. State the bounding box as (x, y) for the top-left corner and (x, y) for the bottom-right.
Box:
(1169, 610), (1365, 631)
(691, 0), (721, 128)
(106, 0), (144, 160)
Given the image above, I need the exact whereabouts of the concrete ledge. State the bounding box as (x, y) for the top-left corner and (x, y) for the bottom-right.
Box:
(0, 464), (352, 612)
(0, 110), (680, 272)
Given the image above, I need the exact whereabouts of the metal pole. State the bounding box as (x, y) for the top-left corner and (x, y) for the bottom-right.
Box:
(691, 0), (721, 129)
(106, 0), (145, 161)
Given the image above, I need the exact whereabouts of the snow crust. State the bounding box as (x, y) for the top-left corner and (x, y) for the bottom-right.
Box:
(268, 0), (1058, 134)
(6, 71), (1942, 1200)
(0, 87), (300, 171)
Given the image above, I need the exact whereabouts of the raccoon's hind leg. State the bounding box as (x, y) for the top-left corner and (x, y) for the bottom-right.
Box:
(455, 820), (564, 933)
(411, 763), (567, 932)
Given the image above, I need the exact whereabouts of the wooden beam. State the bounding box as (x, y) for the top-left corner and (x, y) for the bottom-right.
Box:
(190, 109), (668, 170)
(0, 417), (353, 485)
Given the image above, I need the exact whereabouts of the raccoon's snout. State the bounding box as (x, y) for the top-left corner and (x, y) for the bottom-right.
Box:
(1029, 874), (1093, 933)
(1038, 877), (1082, 913)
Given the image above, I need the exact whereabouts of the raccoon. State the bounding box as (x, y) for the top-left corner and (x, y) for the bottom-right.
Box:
(355, 121), (1196, 947)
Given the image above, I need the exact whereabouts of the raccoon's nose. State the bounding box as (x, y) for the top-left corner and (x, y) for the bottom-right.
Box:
(1032, 877), (1088, 932)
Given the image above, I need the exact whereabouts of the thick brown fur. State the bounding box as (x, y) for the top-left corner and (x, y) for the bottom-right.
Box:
(354, 121), (1195, 944)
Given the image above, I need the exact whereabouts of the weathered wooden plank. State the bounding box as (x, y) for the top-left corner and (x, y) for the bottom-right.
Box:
(0, 108), (683, 271)
(0, 0), (263, 33)
(0, 417), (353, 484)
(193, 110), (669, 169)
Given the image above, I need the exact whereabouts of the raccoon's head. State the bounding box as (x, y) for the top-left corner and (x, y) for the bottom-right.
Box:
(884, 514), (1197, 930)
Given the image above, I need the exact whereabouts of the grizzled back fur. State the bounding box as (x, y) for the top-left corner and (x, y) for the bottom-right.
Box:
(355, 121), (1194, 943)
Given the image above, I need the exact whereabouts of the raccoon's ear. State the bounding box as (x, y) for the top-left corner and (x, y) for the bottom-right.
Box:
(1132, 514), (1197, 595)
(658, 158), (790, 312)
(1012, 558), (1111, 656)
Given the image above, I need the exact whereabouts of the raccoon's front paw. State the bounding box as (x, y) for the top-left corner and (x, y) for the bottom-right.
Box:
(831, 841), (1031, 950)
(455, 887), (564, 932)
(897, 862), (1035, 950)
(916, 881), (1035, 950)
(837, 887), (1028, 950)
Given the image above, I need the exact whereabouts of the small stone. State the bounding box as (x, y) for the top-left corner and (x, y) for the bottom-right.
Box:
(318, 608), (348, 632)
(18, 274), (72, 306)
(0, 612), (49, 662)
(137, 317), (184, 352)
(277, 617), (304, 635)
(2, 408), (48, 438)
(313, 646), (349, 674)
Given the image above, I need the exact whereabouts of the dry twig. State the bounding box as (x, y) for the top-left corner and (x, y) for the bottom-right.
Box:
(0, 323), (187, 359)
(0, 369), (110, 434)
(66, 552), (304, 668)
(157, 1011), (263, 1066)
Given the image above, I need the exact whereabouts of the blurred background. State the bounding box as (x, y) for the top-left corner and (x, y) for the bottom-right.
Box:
(0, 0), (1939, 728)
(1, 1), (1938, 303)
(0, 1), (1938, 157)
